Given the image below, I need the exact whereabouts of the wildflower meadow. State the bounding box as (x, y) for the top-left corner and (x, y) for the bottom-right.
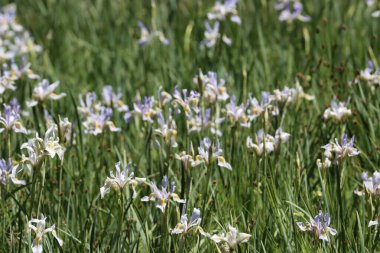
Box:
(1, 0), (380, 252)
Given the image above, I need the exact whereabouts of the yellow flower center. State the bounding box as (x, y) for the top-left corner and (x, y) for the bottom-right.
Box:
(241, 115), (248, 123)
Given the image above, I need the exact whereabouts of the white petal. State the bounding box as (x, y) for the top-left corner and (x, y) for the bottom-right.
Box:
(32, 243), (43, 253)
(369, 220), (379, 227)
(52, 229), (64, 246)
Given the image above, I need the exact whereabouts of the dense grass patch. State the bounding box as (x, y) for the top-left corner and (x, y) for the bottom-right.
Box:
(1, 0), (380, 252)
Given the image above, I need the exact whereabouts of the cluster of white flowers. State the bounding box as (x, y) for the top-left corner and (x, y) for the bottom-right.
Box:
(323, 97), (352, 122)
(169, 207), (252, 252)
(0, 4), (41, 58)
(21, 124), (65, 173)
(357, 60), (380, 89)
(141, 175), (185, 212)
(366, 0), (380, 18)
(171, 208), (202, 235)
(275, 0), (311, 23)
(3, 2), (380, 251)
(78, 89), (123, 136)
(154, 110), (178, 148)
(28, 215), (63, 253)
(0, 4), (41, 94)
(317, 133), (360, 170)
(246, 128), (291, 156)
(202, 225), (251, 251)
(202, 0), (241, 48)
(26, 79), (66, 107)
(137, 21), (169, 46)
(0, 6), (71, 251)
(100, 161), (146, 199)
(297, 211), (337, 242)
(0, 158), (25, 186)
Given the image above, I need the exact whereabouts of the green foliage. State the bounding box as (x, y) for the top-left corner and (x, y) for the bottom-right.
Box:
(1, 0), (380, 252)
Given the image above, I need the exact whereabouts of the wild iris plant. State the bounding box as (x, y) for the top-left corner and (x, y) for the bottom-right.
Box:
(21, 125), (65, 173)
(0, 158), (25, 186)
(246, 129), (290, 156)
(355, 171), (380, 228)
(297, 210), (337, 242)
(317, 134), (359, 250)
(171, 207), (202, 236)
(0, 99), (27, 134)
(203, 225), (251, 251)
(192, 137), (232, 171)
(28, 215), (63, 253)
(321, 133), (360, 164)
(357, 60), (380, 88)
(2, 2), (380, 252)
(360, 171), (380, 196)
(137, 21), (169, 46)
(26, 79), (66, 107)
(275, 1), (311, 23)
(202, 0), (241, 48)
(141, 175), (185, 213)
(100, 161), (146, 199)
(323, 97), (352, 122)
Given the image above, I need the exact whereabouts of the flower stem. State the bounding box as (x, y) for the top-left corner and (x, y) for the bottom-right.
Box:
(336, 164), (346, 252)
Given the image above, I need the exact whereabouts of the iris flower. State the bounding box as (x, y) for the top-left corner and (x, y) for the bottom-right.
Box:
(78, 92), (100, 116)
(0, 72), (16, 94)
(323, 97), (351, 122)
(141, 175), (185, 212)
(82, 106), (120, 135)
(321, 133), (360, 160)
(100, 161), (146, 199)
(246, 94), (265, 121)
(28, 215), (63, 253)
(172, 86), (200, 115)
(137, 21), (169, 46)
(202, 21), (232, 48)
(0, 98), (27, 134)
(205, 225), (251, 250)
(21, 124), (65, 171)
(361, 171), (380, 196)
(3, 57), (40, 80)
(225, 96), (250, 128)
(27, 79), (66, 107)
(359, 60), (380, 87)
(195, 71), (229, 104)
(246, 129), (290, 156)
(297, 210), (337, 242)
(154, 110), (178, 148)
(186, 108), (223, 136)
(0, 158), (25, 185)
(175, 151), (195, 171)
(207, 0), (241, 24)
(272, 86), (295, 104)
(133, 96), (158, 123)
(102, 85), (129, 112)
(171, 208), (202, 235)
(192, 137), (232, 170)
(277, 1), (311, 23)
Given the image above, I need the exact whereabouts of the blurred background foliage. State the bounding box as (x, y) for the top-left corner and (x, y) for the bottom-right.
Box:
(10, 0), (380, 99)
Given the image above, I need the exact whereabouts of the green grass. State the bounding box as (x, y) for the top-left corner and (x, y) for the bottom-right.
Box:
(1, 0), (380, 252)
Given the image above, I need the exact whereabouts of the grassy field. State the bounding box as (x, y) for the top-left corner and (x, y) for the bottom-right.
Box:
(1, 0), (380, 252)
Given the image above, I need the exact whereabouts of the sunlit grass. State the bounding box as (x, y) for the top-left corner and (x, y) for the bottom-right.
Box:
(1, 0), (380, 252)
